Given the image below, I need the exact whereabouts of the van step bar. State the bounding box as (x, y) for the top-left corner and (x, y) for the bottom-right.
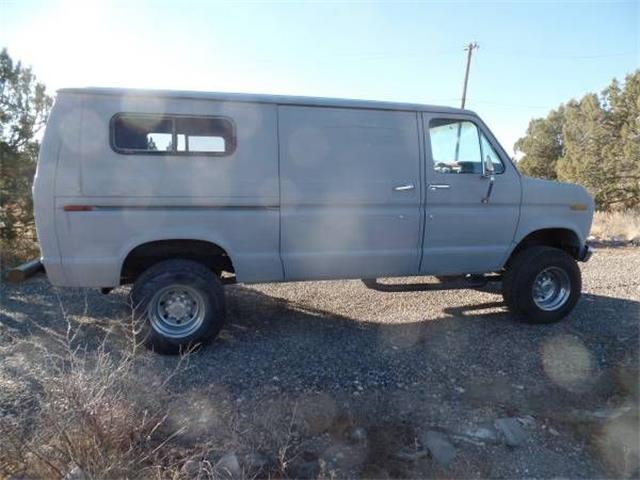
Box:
(6, 259), (45, 283)
(361, 274), (501, 292)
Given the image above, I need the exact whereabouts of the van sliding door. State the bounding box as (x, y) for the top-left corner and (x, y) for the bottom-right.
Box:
(278, 106), (423, 280)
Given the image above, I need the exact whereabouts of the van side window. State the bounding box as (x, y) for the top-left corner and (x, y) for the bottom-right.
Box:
(429, 118), (504, 174)
(175, 117), (228, 153)
(111, 114), (235, 155)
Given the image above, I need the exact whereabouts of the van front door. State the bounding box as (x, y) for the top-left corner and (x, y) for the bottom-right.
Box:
(279, 106), (423, 280)
(420, 114), (521, 275)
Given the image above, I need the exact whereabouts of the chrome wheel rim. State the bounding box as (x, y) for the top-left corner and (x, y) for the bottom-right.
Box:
(532, 267), (571, 311)
(148, 285), (206, 338)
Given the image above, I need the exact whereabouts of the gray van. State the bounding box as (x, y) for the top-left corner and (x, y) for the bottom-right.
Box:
(33, 88), (593, 353)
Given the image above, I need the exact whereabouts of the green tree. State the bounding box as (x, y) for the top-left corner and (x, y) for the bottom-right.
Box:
(514, 71), (640, 210)
(556, 95), (612, 206)
(514, 107), (565, 180)
(602, 72), (640, 208)
(0, 48), (53, 243)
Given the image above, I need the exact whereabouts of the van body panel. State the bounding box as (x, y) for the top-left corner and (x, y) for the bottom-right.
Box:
(78, 95), (278, 199)
(278, 106), (423, 280)
(53, 93), (85, 198)
(512, 177), (594, 247)
(46, 91), (282, 287)
(34, 93), (86, 285)
(57, 87), (469, 116)
(53, 200), (281, 286)
(33, 87), (594, 290)
(420, 112), (522, 275)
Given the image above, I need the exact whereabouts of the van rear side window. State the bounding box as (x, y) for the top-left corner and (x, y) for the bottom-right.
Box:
(111, 114), (235, 156)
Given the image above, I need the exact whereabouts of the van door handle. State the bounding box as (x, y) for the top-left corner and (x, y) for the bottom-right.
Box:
(393, 184), (415, 192)
(428, 183), (451, 191)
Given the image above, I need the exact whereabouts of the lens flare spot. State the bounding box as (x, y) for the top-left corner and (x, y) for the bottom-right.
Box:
(296, 391), (337, 434)
(596, 409), (640, 477)
(541, 334), (593, 391)
(166, 386), (231, 440)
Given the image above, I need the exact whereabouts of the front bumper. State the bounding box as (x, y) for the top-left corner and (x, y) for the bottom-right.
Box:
(578, 244), (593, 262)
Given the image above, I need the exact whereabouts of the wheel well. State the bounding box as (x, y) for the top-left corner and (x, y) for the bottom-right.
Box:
(507, 228), (581, 266)
(120, 239), (234, 284)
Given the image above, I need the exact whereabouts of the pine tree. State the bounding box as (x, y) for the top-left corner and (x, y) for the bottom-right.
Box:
(514, 70), (639, 210)
(514, 107), (565, 180)
(0, 48), (53, 241)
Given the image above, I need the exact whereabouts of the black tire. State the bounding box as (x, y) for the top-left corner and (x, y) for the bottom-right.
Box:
(130, 259), (225, 354)
(502, 246), (581, 324)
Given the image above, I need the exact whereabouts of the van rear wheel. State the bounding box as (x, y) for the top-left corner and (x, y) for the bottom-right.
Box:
(502, 246), (581, 324)
(130, 259), (225, 354)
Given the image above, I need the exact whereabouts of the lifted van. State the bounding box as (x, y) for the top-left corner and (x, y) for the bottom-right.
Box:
(34, 88), (593, 353)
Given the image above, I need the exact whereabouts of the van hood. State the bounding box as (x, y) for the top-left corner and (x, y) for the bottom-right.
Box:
(521, 176), (594, 210)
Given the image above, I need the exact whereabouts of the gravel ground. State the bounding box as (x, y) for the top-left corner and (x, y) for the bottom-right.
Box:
(1, 247), (639, 478)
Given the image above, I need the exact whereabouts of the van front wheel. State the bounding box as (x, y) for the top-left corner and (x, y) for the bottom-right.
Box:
(502, 246), (581, 324)
(130, 259), (225, 354)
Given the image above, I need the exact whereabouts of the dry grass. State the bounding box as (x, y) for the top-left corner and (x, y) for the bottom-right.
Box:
(0, 235), (39, 271)
(0, 316), (194, 479)
(0, 307), (310, 479)
(591, 210), (640, 243)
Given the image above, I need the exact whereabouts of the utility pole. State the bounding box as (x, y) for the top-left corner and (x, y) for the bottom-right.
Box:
(461, 42), (479, 108)
(454, 42), (479, 163)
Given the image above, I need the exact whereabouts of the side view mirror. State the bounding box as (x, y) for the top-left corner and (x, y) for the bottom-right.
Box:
(481, 154), (495, 204)
(482, 154), (495, 177)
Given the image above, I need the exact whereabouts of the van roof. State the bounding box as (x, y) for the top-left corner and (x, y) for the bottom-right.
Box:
(57, 87), (474, 115)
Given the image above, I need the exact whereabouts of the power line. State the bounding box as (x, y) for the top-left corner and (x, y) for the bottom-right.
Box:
(467, 99), (550, 109)
(490, 50), (637, 59)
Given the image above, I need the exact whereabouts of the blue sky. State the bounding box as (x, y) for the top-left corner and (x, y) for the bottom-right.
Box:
(1, 0), (638, 155)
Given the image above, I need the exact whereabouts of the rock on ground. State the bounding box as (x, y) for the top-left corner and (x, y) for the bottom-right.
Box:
(495, 417), (528, 447)
(420, 430), (457, 466)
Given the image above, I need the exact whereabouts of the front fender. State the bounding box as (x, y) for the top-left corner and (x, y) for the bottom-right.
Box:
(517, 177), (594, 245)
